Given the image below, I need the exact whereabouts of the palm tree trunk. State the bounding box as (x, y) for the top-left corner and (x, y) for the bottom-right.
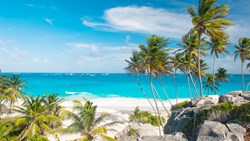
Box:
(9, 101), (12, 114)
(197, 32), (203, 97)
(158, 76), (173, 106)
(186, 73), (192, 99)
(152, 84), (170, 116)
(148, 74), (162, 136)
(151, 84), (168, 132)
(242, 62), (245, 92)
(246, 81), (250, 91)
(174, 69), (178, 104)
(134, 72), (157, 114)
(213, 54), (216, 95)
(189, 73), (198, 98)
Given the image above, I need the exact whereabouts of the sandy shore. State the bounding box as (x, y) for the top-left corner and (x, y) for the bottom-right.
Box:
(49, 97), (189, 141)
(2, 97), (190, 141)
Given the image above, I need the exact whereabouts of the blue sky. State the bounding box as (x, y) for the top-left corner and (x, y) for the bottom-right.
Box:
(0, 0), (250, 73)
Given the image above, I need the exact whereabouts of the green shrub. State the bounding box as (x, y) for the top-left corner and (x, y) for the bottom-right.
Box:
(0, 118), (18, 141)
(172, 100), (190, 110)
(127, 128), (138, 136)
(129, 106), (166, 126)
(27, 134), (50, 141)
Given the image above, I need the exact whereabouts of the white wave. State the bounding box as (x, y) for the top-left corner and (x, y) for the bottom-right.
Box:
(65, 91), (77, 95)
(64, 91), (98, 100)
(106, 94), (121, 98)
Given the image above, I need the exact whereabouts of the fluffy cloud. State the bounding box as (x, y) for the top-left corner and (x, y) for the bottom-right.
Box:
(59, 42), (139, 72)
(226, 23), (250, 43)
(32, 58), (49, 63)
(0, 47), (28, 60)
(82, 6), (192, 39)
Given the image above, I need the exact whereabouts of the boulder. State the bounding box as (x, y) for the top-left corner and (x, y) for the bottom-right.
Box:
(141, 132), (187, 141)
(197, 120), (246, 141)
(219, 93), (249, 106)
(241, 93), (250, 101)
(189, 96), (219, 107)
(115, 122), (160, 141)
(164, 107), (201, 134)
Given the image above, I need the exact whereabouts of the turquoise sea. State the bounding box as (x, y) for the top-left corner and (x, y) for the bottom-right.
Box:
(3, 73), (248, 99)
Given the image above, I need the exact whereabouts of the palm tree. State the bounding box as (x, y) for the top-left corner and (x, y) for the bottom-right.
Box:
(10, 96), (61, 140)
(215, 68), (229, 82)
(170, 54), (181, 103)
(188, 0), (233, 96)
(4, 74), (26, 113)
(125, 52), (156, 114)
(234, 37), (250, 92)
(62, 100), (118, 141)
(138, 35), (171, 135)
(178, 53), (194, 99)
(44, 93), (64, 129)
(208, 37), (229, 94)
(203, 74), (220, 95)
(177, 32), (207, 97)
(44, 93), (64, 117)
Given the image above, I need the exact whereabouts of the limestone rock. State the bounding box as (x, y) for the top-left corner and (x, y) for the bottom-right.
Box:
(190, 96), (219, 107)
(219, 93), (249, 106)
(164, 107), (201, 134)
(241, 93), (250, 101)
(141, 133), (187, 141)
(197, 121), (246, 141)
(115, 122), (159, 141)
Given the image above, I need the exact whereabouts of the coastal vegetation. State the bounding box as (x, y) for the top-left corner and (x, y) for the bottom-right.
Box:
(125, 0), (250, 135)
(0, 0), (249, 140)
(62, 99), (118, 141)
(129, 106), (166, 126)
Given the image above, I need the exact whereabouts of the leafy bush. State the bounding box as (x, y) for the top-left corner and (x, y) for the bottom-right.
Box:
(127, 128), (138, 136)
(129, 106), (166, 126)
(171, 100), (190, 110)
(27, 134), (50, 141)
(0, 118), (18, 141)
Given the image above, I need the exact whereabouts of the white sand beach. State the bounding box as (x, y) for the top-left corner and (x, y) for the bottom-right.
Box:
(48, 97), (189, 141)
(1, 97), (189, 141)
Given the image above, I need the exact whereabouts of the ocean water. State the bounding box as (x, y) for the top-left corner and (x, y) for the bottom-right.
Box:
(3, 73), (248, 99)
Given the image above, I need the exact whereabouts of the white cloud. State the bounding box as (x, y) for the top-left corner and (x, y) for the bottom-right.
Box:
(59, 41), (139, 72)
(82, 6), (192, 38)
(0, 40), (14, 45)
(203, 55), (250, 74)
(44, 18), (53, 25)
(226, 23), (250, 43)
(32, 58), (48, 63)
(0, 47), (28, 60)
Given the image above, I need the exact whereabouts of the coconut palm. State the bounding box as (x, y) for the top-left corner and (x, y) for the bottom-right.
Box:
(234, 37), (250, 92)
(9, 96), (61, 140)
(177, 32), (207, 97)
(137, 35), (171, 135)
(203, 74), (220, 95)
(188, 0), (233, 96)
(62, 100), (118, 141)
(215, 68), (229, 82)
(44, 93), (64, 117)
(170, 54), (181, 103)
(208, 37), (229, 94)
(125, 52), (156, 114)
(4, 74), (26, 113)
(177, 53), (194, 98)
(44, 93), (64, 129)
